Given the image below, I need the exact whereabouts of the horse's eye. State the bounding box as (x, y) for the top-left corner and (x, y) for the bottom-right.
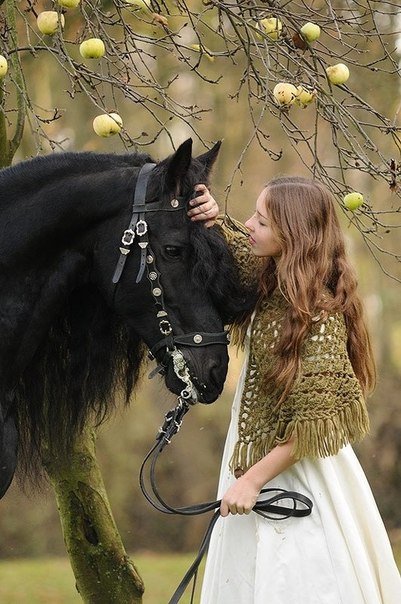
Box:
(164, 245), (182, 258)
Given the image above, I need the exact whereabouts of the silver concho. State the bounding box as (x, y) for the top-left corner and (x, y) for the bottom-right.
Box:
(193, 334), (203, 344)
(159, 320), (172, 335)
(152, 287), (162, 297)
(149, 271), (157, 281)
(146, 255), (154, 264)
(170, 198), (179, 208)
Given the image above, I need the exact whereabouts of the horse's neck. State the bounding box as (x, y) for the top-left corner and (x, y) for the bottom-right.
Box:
(0, 166), (130, 268)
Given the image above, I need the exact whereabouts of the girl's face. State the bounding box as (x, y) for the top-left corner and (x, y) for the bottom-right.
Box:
(244, 189), (282, 257)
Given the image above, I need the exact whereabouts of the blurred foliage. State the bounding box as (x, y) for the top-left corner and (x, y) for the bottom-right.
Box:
(0, 0), (400, 562)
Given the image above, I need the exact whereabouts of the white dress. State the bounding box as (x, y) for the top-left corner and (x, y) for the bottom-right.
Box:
(200, 346), (401, 604)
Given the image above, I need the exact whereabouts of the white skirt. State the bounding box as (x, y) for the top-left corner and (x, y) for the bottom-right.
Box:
(200, 353), (401, 604)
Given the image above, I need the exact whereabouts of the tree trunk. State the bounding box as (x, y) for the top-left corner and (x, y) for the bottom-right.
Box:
(43, 427), (144, 604)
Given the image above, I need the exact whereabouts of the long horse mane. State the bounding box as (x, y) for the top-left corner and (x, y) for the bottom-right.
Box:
(8, 150), (254, 486)
(11, 151), (155, 485)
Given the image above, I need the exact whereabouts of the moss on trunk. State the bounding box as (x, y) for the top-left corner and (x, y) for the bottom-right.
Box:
(43, 428), (144, 604)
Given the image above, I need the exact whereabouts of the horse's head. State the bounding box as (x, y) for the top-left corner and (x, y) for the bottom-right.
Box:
(94, 139), (243, 404)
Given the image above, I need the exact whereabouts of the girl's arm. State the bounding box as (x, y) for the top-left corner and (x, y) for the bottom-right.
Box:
(220, 439), (296, 517)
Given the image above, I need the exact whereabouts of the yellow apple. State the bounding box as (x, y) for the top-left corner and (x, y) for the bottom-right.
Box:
(300, 22), (321, 43)
(326, 63), (350, 85)
(273, 82), (298, 106)
(295, 86), (316, 107)
(124, 0), (150, 9)
(260, 17), (282, 41)
(37, 11), (65, 36)
(343, 192), (364, 211)
(93, 113), (123, 137)
(57, 0), (80, 8)
(79, 38), (106, 59)
(0, 55), (8, 78)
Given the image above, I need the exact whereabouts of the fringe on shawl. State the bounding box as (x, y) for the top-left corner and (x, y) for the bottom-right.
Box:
(229, 396), (370, 473)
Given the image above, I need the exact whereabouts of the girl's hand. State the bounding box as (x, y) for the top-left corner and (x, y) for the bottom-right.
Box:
(220, 474), (260, 517)
(187, 184), (219, 228)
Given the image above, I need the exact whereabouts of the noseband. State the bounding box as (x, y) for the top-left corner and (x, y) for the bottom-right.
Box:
(111, 162), (229, 398)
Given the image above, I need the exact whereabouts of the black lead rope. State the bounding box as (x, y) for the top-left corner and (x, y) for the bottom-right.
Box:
(139, 398), (314, 604)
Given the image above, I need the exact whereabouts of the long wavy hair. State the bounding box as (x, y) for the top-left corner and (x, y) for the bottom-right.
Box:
(258, 176), (376, 401)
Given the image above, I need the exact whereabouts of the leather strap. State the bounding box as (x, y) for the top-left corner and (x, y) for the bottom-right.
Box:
(139, 399), (314, 603)
(112, 163), (156, 284)
(150, 331), (229, 357)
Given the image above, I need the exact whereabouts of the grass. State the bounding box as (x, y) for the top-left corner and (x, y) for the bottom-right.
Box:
(0, 552), (204, 604)
(0, 545), (399, 603)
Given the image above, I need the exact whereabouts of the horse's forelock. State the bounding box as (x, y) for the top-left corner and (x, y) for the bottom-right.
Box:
(188, 223), (256, 324)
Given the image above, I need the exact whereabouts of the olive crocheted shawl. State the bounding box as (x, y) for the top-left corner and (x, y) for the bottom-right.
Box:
(218, 217), (370, 474)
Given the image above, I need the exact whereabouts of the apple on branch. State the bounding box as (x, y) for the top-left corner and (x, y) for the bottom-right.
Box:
(57, 0), (80, 8)
(37, 11), (65, 36)
(295, 86), (316, 108)
(259, 17), (282, 41)
(273, 82), (298, 107)
(300, 22), (321, 43)
(326, 63), (350, 85)
(343, 192), (364, 211)
(80, 38), (106, 59)
(93, 113), (123, 137)
(0, 55), (8, 78)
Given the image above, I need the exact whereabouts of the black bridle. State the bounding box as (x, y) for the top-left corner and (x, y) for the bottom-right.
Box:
(112, 162), (229, 394)
(114, 162), (313, 603)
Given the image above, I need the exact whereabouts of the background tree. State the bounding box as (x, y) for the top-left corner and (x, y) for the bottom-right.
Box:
(1, 1), (400, 602)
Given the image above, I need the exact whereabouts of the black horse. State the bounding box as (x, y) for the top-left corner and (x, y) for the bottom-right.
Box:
(0, 139), (247, 499)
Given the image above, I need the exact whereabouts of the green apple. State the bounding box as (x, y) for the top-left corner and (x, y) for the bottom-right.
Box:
(273, 82), (298, 106)
(326, 63), (350, 85)
(260, 17), (282, 41)
(37, 11), (65, 36)
(300, 22), (321, 43)
(80, 38), (106, 59)
(295, 85), (316, 107)
(0, 55), (8, 78)
(343, 192), (364, 211)
(93, 113), (123, 137)
(123, 0), (150, 9)
(57, 0), (80, 8)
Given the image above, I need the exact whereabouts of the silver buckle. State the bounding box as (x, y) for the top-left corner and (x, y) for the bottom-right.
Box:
(136, 220), (148, 236)
(122, 229), (135, 245)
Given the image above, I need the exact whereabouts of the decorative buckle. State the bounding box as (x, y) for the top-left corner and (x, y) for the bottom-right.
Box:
(122, 229), (135, 246)
(136, 220), (148, 236)
(159, 320), (172, 335)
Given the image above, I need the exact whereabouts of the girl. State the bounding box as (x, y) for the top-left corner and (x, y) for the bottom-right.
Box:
(187, 177), (401, 604)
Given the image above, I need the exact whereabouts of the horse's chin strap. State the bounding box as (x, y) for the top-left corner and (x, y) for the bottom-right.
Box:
(139, 395), (314, 604)
(111, 162), (229, 396)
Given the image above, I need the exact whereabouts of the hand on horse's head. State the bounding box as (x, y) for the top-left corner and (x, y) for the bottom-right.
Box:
(187, 184), (219, 228)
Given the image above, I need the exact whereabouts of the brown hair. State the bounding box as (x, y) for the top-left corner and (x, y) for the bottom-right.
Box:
(259, 176), (376, 400)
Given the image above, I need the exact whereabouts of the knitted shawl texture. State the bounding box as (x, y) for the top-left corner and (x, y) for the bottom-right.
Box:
(218, 217), (370, 473)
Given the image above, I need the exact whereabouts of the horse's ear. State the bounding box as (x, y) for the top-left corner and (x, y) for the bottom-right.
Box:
(165, 138), (193, 191)
(196, 140), (222, 175)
